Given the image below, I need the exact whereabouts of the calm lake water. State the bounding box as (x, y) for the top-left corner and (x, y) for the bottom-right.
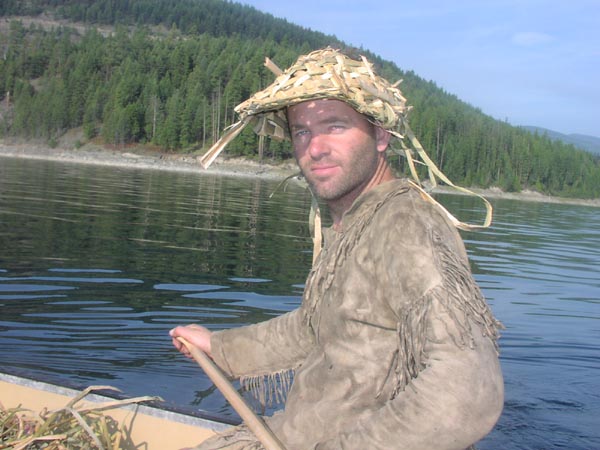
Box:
(1, 155), (599, 449)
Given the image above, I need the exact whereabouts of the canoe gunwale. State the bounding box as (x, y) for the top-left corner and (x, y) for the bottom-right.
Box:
(0, 371), (234, 432)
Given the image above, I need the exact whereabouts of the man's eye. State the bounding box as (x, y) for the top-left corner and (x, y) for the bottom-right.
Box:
(293, 129), (309, 138)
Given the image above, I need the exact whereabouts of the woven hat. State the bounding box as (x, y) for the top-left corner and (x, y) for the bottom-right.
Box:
(199, 47), (410, 168)
(236, 47), (410, 140)
(199, 47), (491, 231)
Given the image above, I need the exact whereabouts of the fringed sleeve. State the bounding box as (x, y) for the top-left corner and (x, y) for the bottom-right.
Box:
(211, 306), (314, 406)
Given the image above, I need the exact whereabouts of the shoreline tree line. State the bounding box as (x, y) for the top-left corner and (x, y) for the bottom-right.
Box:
(1, 0), (599, 199)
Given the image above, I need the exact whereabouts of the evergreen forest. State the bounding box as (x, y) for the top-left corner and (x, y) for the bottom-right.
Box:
(1, 0), (599, 199)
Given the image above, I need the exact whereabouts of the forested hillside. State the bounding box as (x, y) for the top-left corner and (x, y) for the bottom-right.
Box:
(1, 0), (599, 199)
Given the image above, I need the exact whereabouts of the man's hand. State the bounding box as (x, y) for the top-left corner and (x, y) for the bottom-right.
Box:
(170, 324), (213, 359)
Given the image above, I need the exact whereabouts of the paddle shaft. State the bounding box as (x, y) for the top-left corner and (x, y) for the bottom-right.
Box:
(177, 337), (287, 450)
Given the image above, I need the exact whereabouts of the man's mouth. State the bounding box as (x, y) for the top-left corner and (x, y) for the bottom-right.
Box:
(310, 164), (338, 178)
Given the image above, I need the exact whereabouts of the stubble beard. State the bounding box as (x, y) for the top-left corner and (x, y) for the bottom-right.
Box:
(302, 152), (379, 203)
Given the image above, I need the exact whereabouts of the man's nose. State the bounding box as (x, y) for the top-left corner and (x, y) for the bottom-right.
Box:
(307, 134), (330, 159)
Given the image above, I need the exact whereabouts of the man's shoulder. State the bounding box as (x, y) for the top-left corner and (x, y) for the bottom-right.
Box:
(366, 179), (461, 242)
(374, 179), (451, 220)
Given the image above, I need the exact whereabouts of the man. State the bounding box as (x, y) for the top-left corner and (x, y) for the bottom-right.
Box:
(170, 47), (504, 450)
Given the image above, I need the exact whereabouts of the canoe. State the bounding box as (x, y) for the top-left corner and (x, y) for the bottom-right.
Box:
(0, 370), (236, 449)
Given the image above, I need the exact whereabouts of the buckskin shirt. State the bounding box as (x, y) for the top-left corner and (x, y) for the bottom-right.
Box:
(200, 179), (504, 450)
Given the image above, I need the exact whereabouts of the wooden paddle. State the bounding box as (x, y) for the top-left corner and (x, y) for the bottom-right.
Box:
(176, 337), (287, 450)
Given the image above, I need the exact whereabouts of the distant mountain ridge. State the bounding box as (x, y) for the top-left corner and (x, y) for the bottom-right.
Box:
(522, 126), (600, 155)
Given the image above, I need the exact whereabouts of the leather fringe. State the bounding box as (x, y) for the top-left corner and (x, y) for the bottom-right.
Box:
(391, 230), (502, 398)
(240, 369), (295, 407)
(302, 186), (411, 331)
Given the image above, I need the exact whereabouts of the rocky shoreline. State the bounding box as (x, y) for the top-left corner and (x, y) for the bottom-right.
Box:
(0, 141), (298, 180)
(1, 141), (598, 208)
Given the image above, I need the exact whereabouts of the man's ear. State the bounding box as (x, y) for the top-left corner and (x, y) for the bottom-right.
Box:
(375, 127), (392, 153)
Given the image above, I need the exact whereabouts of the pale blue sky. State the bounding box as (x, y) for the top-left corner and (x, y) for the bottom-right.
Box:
(240, 0), (599, 137)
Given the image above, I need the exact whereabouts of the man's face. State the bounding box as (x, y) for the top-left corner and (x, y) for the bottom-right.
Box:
(288, 99), (390, 205)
